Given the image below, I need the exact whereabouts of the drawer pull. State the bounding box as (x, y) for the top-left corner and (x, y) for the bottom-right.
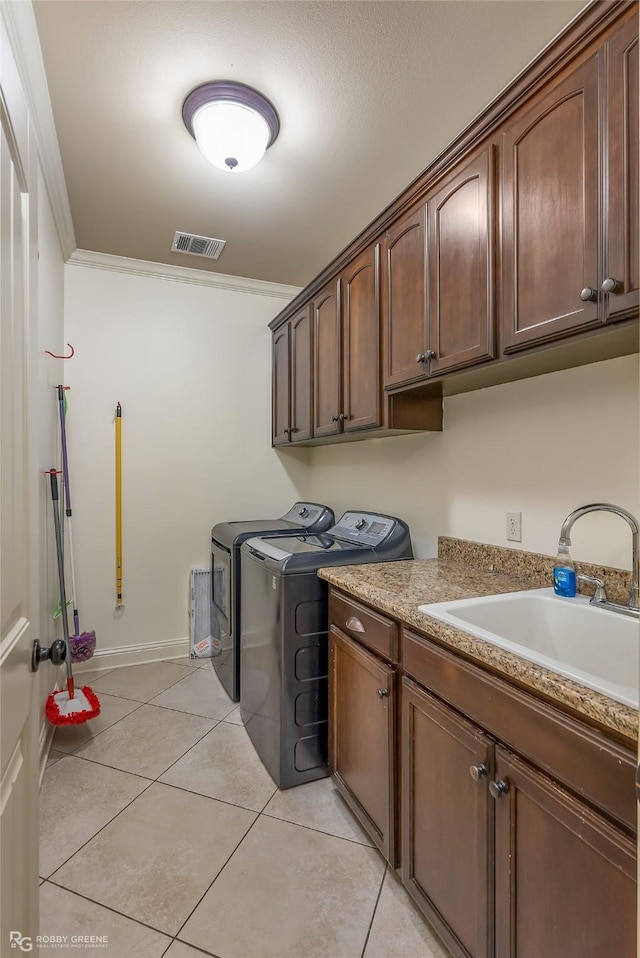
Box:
(489, 779), (510, 799)
(377, 688), (389, 699)
(346, 616), (366, 633)
(469, 763), (487, 782)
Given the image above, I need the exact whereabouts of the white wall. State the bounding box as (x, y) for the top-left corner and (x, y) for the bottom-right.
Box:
(64, 262), (308, 664)
(303, 354), (640, 570)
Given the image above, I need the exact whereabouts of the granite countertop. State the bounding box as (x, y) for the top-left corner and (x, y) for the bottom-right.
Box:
(318, 558), (638, 742)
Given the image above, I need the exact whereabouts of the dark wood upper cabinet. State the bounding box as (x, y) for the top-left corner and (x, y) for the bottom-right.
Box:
(493, 746), (637, 958)
(313, 279), (341, 438)
(428, 146), (496, 375)
(313, 245), (381, 438)
(271, 5), (638, 446)
(290, 306), (313, 442)
(341, 244), (381, 432)
(272, 306), (313, 445)
(271, 322), (290, 446)
(382, 205), (429, 389)
(605, 13), (639, 321)
(502, 53), (602, 351)
(402, 678), (493, 958)
(329, 626), (396, 864)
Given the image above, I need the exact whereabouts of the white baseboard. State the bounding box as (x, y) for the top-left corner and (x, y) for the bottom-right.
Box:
(72, 636), (191, 673)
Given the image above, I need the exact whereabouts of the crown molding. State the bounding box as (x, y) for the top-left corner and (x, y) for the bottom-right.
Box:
(67, 249), (301, 300)
(0, 1), (76, 258)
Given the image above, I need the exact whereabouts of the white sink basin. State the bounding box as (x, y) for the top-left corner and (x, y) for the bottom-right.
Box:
(418, 588), (639, 708)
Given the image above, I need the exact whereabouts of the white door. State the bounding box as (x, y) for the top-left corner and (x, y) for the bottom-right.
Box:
(0, 19), (41, 956)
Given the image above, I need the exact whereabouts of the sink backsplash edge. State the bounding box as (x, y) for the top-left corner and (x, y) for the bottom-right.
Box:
(438, 537), (632, 606)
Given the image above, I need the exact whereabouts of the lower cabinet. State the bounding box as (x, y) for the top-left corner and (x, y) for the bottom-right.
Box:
(402, 679), (493, 958)
(402, 677), (636, 958)
(493, 746), (636, 958)
(328, 626), (396, 864)
(327, 587), (637, 958)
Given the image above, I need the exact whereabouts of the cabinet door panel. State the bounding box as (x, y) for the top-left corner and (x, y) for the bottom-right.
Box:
(272, 323), (290, 445)
(402, 679), (492, 958)
(502, 55), (601, 350)
(382, 206), (428, 388)
(342, 244), (381, 431)
(494, 747), (636, 958)
(313, 280), (341, 437)
(329, 627), (396, 864)
(428, 147), (495, 375)
(605, 15), (639, 320)
(291, 306), (313, 442)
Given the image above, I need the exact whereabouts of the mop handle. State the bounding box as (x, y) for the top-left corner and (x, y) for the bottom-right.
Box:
(57, 386), (72, 515)
(49, 470), (74, 698)
(115, 403), (123, 607)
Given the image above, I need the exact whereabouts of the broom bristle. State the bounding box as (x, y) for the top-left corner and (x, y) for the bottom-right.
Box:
(70, 630), (97, 663)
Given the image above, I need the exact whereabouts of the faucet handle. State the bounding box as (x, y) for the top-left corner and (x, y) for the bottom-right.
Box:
(577, 573), (607, 604)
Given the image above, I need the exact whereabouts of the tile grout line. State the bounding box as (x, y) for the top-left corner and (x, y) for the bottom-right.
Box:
(60, 701), (146, 756)
(360, 862), (388, 958)
(43, 878), (175, 943)
(259, 810), (376, 849)
(43, 777), (155, 882)
(172, 812), (265, 945)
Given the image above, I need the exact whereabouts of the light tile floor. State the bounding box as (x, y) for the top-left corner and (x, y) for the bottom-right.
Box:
(40, 657), (452, 958)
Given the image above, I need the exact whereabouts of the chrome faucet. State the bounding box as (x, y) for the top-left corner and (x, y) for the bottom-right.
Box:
(558, 503), (639, 618)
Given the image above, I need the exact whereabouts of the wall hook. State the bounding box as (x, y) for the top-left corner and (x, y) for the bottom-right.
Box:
(45, 343), (75, 359)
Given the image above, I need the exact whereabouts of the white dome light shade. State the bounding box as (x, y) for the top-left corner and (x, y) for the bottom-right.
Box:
(192, 101), (270, 172)
(182, 81), (280, 174)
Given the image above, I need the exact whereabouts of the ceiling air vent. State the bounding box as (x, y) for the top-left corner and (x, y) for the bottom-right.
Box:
(171, 231), (226, 259)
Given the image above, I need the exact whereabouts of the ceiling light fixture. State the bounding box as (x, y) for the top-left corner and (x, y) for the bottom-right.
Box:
(182, 80), (280, 174)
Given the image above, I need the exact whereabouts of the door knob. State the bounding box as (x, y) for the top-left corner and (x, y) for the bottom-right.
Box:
(338, 413), (348, 422)
(331, 415), (339, 422)
(416, 353), (427, 363)
(601, 277), (621, 294)
(32, 639), (66, 673)
(377, 688), (389, 699)
(426, 350), (437, 360)
(469, 763), (487, 781)
(580, 287), (598, 303)
(489, 779), (510, 799)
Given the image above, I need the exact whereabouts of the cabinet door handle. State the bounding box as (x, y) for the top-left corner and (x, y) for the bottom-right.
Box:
(331, 415), (339, 422)
(377, 688), (389, 699)
(469, 763), (487, 781)
(345, 616), (365, 633)
(338, 412), (348, 421)
(601, 277), (622, 294)
(426, 350), (437, 360)
(416, 353), (427, 363)
(580, 286), (598, 303)
(489, 779), (510, 799)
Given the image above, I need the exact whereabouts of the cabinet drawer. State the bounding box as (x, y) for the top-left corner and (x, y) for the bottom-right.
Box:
(329, 590), (398, 663)
(402, 626), (636, 832)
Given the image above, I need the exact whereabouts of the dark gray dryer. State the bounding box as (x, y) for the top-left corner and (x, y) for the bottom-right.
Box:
(210, 502), (334, 701)
(239, 511), (413, 789)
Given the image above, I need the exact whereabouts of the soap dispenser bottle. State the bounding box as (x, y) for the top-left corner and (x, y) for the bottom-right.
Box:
(553, 542), (576, 597)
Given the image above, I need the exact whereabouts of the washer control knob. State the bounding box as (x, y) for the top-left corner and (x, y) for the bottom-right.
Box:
(355, 518), (366, 530)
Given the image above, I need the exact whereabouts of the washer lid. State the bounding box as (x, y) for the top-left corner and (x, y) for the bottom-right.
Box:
(244, 534), (369, 560)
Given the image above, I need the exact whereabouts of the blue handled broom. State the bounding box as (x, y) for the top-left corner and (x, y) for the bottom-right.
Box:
(57, 385), (96, 662)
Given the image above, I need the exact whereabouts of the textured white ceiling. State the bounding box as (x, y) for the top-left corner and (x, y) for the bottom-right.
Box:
(34, 0), (587, 286)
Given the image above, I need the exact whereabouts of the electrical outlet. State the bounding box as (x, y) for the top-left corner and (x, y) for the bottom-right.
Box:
(506, 511), (522, 542)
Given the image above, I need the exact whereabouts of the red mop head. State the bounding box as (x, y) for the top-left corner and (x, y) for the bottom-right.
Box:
(46, 686), (101, 726)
